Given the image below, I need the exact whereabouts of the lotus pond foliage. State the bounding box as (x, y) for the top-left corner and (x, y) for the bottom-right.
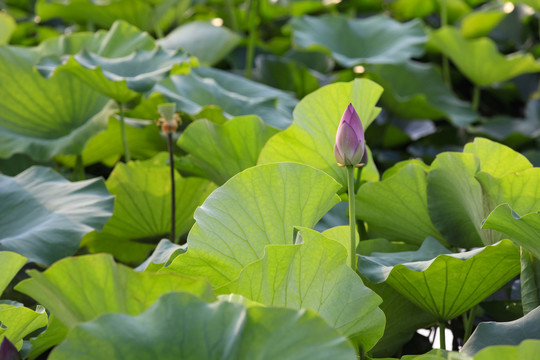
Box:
(2, 0), (540, 359)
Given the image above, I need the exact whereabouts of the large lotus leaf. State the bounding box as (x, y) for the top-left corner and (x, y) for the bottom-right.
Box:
(36, 0), (186, 33)
(83, 155), (215, 263)
(357, 162), (445, 246)
(427, 152), (487, 248)
(482, 204), (540, 260)
(177, 116), (279, 185)
(0, 305), (47, 350)
(430, 27), (540, 86)
(167, 163), (341, 288)
(366, 61), (478, 126)
(28, 315), (68, 360)
(461, 306), (540, 355)
(154, 66), (297, 129)
(290, 14), (427, 67)
(0, 13), (16, 45)
(0, 167), (113, 265)
(219, 228), (385, 351)
(474, 340), (540, 360)
(34, 20), (155, 59)
(0, 46), (112, 161)
(459, 6), (507, 38)
(358, 238), (520, 320)
(15, 254), (215, 330)
(0, 252), (26, 296)
(258, 79), (382, 187)
(48, 292), (357, 360)
(158, 21), (241, 66)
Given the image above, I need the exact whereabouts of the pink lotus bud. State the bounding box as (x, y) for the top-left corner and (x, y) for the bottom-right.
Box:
(334, 103), (366, 167)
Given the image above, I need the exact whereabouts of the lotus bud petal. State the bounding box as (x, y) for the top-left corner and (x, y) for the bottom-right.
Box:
(0, 338), (21, 360)
(334, 103), (366, 167)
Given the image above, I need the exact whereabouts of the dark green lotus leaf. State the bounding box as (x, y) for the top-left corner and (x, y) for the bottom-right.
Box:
(154, 66), (297, 129)
(167, 163), (341, 288)
(220, 228), (385, 351)
(387, 0), (437, 20)
(290, 14), (427, 67)
(36, 0), (187, 33)
(0, 167), (113, 265)
(158, 21), (241, 66)
(358, 238), (520, 320)
(482, 204), (540, 260)
(0, 13), (16, 45)
(258, 79), (382, 187)
(430, 27), (540, 86)
(357, 162), (446, 246)
(177, 116), (279, 185)
(0, 46), (112, 161)
(15, 254), (215, 330)
(510, 0), (540, 11)
(0, 252), (26, 296)
(462, 306), (540, 355)
(0, 305), (47, 350)
(367, 61), (478, 126)
(48, 292), (357, 360)
(83, 155), (215, 263)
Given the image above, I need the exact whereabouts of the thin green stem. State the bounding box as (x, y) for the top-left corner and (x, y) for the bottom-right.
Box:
(118, 102), (131, 162)
(245, 0), (259, 79)
(347, 166), (357, 271)
(439, 0), (451, 89)
(168, 132), (176, 243)
(225, 0), (239, 31)
(472, 85), (481, 112)
(73, 154), (85, 181)
(439, 321), (446, 350)
(463, 306), (476, 342)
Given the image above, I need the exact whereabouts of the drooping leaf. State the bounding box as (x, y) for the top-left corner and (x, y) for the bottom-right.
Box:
(461, 306), (540, 355)
(220, 228), (385, 351)
(48, 292), (357, 360)
(154, 67), (297, 129)
(177, 116), (279, 185)
(158, 21), (241, 66)
(366, 61), (478, 126)
(0, 46), (112, 161)
(0, 167), (113, 265)
(520, 248), (540, 315)
(15, 254), (215, 330)
(0, 305), (47, 349)
(430, 27), (540, 86)
(482, 204), (540, 260)
(427, 152), (486, 248)
(0, 13), (16, 45)
(136, 239), (186, 272)
(83, 155), (215, 263)
(358, 238), (520, 320)
(0, 252), (26, 297)
(290, 14), (427, 67)
(167, 163), (341, 288)
(357, 162), (446, 246)
(258, 79), (383, 187)
(459, 6), (507, 38)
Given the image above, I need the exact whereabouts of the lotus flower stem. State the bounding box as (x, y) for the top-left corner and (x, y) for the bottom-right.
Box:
(472, 85), (481, 112)
(463, 305), (476, 342)
(167, 132), (176, 243)
(438, 321), (446, 350)
(118, 102), (131, 162)
(245, 0), (259, 79)
(347, 165), (357, 271)
(439, 0), (451, 89)
(73, 154), (85, 181)
(225, 0), (239, 31)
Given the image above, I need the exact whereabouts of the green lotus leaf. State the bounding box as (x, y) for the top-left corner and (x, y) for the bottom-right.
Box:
(154, 67), (297, 129)
(167, 163), (341, 288)
(427, 152), (487, 248)
(258, 79), (382, 187)
(0, 13), (16, 45)
(358, 238), (520, 320)
(219, 228), (385, 351)
(0, 167), (113, 265)
(473, 340), (540, 360)
(0, 252), (26, 297)
(462, 306), (540, 355)
(482, 204), (540, 260)
(321, 226), (360, 261)
(0, 46), (112, 161)
(510, 0), (540, 11)
(136, 239), (186, 272)
(366, 61), (478, 126)
(430, 27), (540, 86)
(158, 21), (241, 66)
(28, 315), (68, 360)
(36, 0), (186, 33)
(83, 155), (215, 263)
(357, 162), (445, 246)
(177, 116), (279, 185)
(387, 0), (437, 20)
(459, 6), (507, 38)
(290, 14), (427, 67)
(0, 305), (47, 350)
(15, 253), (215, 330)
(48, 292), (357, 360)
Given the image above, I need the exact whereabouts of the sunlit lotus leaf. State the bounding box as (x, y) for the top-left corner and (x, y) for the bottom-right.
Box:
(0, 252), (26, 296)
(0, 13), (16, 45)
(0, 305), (47, 350)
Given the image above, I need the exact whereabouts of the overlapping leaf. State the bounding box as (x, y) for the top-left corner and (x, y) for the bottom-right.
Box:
(0, 252), (26, 296)
(0, 305), (47, 350)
